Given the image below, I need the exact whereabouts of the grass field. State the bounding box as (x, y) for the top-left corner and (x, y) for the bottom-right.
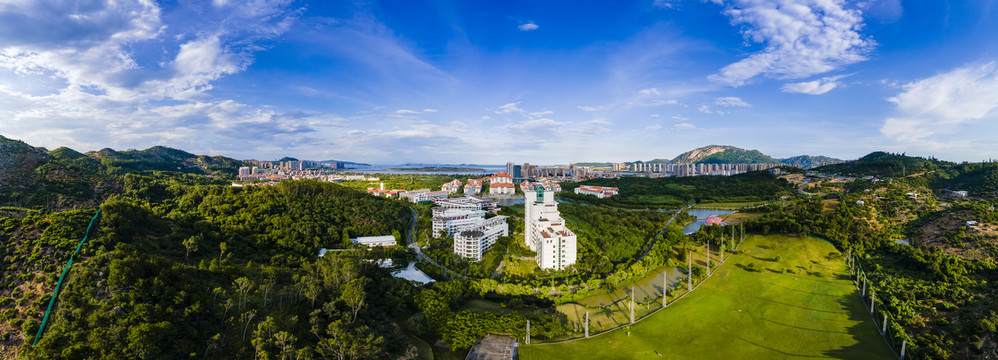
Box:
(720, 212), (763, 225)
(522, 235), (894, 359)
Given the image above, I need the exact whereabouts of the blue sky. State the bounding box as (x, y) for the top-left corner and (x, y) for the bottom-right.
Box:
(2, 0), (998, 164)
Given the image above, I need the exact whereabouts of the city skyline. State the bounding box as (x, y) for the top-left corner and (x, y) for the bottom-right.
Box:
(3, 1), (998, 164)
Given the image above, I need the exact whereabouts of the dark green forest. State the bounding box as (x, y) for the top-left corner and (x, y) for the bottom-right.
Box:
(3, 178), (420, 359)
(560, 171), (793, 207)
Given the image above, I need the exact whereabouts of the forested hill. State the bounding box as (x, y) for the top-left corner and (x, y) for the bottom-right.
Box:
(780, 155), (844, 169)
(0, 135), (247, 210)
(3, 179), (419, 359)
(637, 145), (843, 169)
(561, 170), (794, 207)
(88, 145), (248, 176)
(814, 151), (950, 177)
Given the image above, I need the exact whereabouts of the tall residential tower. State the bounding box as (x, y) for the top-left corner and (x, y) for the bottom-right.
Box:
(523, 186), (577, 270)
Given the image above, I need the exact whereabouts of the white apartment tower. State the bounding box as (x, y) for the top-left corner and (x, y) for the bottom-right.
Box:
(524, 186), (577, 270)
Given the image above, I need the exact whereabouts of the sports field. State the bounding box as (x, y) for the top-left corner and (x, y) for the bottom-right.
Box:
(521, 235), (895, 359)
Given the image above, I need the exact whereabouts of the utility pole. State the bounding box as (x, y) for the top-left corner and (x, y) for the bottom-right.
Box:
(687, 251), (692, 291)
(526, 320), (530, 345)
(706, 242), (711, 275)
(630, 287), (635, 324)
(663, 272), (668, 307)
(585, 311), (589, 338)
(870, 290), (875, 313)
(720, 235), (724, 262)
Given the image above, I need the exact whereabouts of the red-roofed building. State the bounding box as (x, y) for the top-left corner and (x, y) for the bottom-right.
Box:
(705, 215), (724, 226)
(574, 185), (619, 198)
(489, 172), (514, 196)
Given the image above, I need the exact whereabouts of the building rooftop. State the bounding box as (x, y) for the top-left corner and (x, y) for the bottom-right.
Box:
(465, 334), (517, 360)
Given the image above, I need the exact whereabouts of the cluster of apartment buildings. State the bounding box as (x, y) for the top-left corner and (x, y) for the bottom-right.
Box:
(611, 162), (781, 176)
(505, 162), (587, 181)
(436, 172), (520, 197)
(430, 197), (508, 261)
(367, 183), (450, 203)
(245, 159), (345, 171)
(237, 166), (367, 182)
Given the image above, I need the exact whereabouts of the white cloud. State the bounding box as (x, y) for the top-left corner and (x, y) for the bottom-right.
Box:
(495, 102), (524, 114)
(653, 0), (680, 9)
(518, 22), (539, 31)
(638, 88), (661, 96)
(714, 96), (750, 107)
(882, 62), (998, 143)
(585, 118), (612, 125)
(530, 110), (554, 117)
(646, 124), (663, 131)
(708, 0), (875, 86)
(697, 105), (712, 114)
(395, 109), (420, 114)
(578, 105), (602, 112)
(782, 74), (850, 95)
(672, 115), (689, 121)
(674, 122), (696, 130)
(422, 108), (439, 113)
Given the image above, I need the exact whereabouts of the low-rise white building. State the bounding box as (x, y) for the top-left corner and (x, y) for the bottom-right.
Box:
(351, 235), (397, 247)
(435, 196), (498, 213)
(432, 208), (487, 238)
(574, 185), (619, 198)
(442, 179), (462, 194)
(524, 186), (577, 270)
(465, 179), (484, 195)
(401, 189), (448, 203)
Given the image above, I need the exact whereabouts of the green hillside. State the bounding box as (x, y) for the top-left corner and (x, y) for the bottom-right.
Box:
(814, 151), (947, 177)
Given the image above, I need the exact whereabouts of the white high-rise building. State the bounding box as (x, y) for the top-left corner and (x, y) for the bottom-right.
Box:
(524, 186), (577, 270)
(453, 216), (508, 261)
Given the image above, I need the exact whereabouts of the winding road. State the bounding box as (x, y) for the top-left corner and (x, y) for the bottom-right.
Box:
(406, 207), (465, 279)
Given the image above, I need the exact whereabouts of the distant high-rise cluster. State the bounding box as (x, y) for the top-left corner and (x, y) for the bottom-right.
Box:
(508, 161), (586, 180)
(612, 162), (779, 176)
(524, 186), (577, 270)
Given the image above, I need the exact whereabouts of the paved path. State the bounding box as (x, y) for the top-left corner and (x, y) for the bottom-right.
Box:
(406, 207), (466, 279)
(633, 203), (694, 265)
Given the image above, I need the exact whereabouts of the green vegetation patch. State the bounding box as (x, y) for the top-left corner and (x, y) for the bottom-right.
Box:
(522, 235), (894, 359)
(560, 171), (793, 208)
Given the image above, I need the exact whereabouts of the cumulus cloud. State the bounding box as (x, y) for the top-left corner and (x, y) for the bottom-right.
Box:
(495, 102), (524, 114)
(714, 96), (750, 107)
(708, 0), (875, 86)
(782, 74), (850, 94)
(0, 0), (307, 155)
(881, 62), (998, 143)
(518, 22), (539, 31)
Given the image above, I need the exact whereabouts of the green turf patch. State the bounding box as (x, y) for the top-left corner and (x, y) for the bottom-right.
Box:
(521, 234), (895, 359)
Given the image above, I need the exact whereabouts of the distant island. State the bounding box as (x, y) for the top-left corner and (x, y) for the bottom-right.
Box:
(386, 166), (487, 172)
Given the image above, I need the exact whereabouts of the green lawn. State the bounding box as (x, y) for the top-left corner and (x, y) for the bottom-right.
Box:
(521, 234), (894, 359)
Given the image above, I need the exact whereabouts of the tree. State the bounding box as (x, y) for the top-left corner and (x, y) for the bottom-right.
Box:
(341, 278), (369, 323)
(234, 277), (254, 310)
(183, 234), (201, 260)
